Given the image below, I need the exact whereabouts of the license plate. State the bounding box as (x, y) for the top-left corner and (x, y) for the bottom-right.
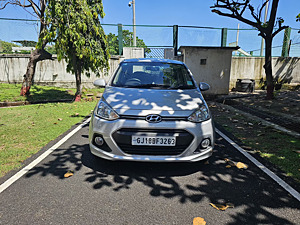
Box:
(132, 136), (176, 146)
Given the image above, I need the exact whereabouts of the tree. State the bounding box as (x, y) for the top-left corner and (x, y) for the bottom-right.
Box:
(211, 0), (288, 99)
(107, 29), (150, 55)
(45, 0), (109, 101)
(0, 0), (52, 96)
(13, 40), (37, 47)
(0, 40), (18, 53)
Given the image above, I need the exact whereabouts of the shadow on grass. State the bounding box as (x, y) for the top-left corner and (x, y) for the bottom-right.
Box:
(24, 124), (300, 225)
(26, 86), (74, 103)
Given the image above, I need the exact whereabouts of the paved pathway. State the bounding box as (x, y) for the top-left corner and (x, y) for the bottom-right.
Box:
(0, 123), (299, 225)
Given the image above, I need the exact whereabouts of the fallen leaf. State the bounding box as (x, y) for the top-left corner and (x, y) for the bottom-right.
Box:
(64, 170), (74, 178)
(226, 203), (234, 208)
(224, 158), (236, 166)
(225, 158), (248, 169)
(193, 217), (206, 225)
(236, 162), (248, 169)
(210, 203), (234, 211)
(210, 203), (228, 211)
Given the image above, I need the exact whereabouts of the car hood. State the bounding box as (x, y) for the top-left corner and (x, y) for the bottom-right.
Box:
(102, 86), (204, 117)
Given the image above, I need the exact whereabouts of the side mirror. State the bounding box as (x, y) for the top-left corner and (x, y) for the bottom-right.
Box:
(94, 79), (106, 88)
(199, 82), (210, 91)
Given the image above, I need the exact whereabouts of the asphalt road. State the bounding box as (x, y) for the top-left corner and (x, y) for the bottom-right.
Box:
(0, 123), (300, 225)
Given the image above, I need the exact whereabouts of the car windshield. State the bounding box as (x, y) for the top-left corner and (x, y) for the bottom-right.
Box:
(111, 62), (196, 89)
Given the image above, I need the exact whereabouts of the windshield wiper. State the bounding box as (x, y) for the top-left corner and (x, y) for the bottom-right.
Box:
(127, 84), (172, 89)
(169, 85), (196, 90)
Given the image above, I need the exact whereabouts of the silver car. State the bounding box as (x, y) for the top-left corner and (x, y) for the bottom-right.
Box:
(89, 58), (214, 162)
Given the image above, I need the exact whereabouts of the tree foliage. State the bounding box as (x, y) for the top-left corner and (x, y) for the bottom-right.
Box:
(1, 0), (109, 99)
(44, 0), (109, 99)
(0, 40), (18, 53)
(107, 30), (150, 55)
(13, 40), (37, 47)
(211, 0), (288, 99)
(0, 0), (52, 96)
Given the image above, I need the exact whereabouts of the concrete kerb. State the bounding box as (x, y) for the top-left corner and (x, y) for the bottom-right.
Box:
(212, 102), (300, 138)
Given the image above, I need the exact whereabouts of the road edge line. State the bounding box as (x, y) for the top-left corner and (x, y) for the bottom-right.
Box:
(0, 118), (91, 194)
(216, 128), (300, 202)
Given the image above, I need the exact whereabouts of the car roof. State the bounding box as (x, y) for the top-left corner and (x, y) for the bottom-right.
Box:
(122, 58), (184, 65)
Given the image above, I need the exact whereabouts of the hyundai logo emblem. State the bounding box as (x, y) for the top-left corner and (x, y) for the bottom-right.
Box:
(145, 114), (162, 123)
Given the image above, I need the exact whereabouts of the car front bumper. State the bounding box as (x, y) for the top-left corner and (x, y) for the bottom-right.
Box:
(89, 114), (214, 162)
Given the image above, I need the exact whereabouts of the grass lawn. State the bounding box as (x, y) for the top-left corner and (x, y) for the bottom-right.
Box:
(0, 101), (97, 177)
(0, 83), (104, 178)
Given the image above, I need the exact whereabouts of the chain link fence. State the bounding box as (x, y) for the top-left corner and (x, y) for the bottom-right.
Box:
(0, 18), (300, 57)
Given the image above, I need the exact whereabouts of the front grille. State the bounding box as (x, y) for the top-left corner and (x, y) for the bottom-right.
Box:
(112, 128), (194, 156)
(119, 115), (188, 121)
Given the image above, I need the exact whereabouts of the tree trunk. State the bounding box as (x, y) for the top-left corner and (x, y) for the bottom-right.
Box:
(263, 37), (274, 100)
(20, 49), (52, 96)
(73, 56), (82, 102)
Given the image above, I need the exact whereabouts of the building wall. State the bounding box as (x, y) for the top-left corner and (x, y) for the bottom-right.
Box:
(230, 57), (300, 89)
(1, 53), (299, 92)
(180, 47), (235, 95)
(0, 55), (123, 88)
(123, 47), (144, 59)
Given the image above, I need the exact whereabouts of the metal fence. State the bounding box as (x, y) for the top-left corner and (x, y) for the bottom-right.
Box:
(1, 17), (300, 57)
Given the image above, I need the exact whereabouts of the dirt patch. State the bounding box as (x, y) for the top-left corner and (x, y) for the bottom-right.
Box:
(229, 90), (300, 118)
(218, 90), (300, 133)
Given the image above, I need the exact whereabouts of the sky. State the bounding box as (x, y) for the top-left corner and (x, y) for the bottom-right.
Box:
(1, 0), (300, 54)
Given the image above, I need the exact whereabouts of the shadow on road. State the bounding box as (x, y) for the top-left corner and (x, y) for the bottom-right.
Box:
(25, 129), (299, 225)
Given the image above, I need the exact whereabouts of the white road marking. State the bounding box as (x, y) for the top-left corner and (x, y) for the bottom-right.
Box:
(0, 118), (91, 194)
(216, 128), (300, 202)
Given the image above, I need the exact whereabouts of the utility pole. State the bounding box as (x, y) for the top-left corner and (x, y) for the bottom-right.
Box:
(260, 0), (269, 56)
(129, 0), (136, 47)
(236, 23), (240, 55)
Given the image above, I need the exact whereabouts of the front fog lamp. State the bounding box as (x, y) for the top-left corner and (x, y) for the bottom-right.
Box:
(188, 105), (210, 122)
(96, 100), (119, 120)
(94, 136), (104, 146)
(200, 138), (210, 149)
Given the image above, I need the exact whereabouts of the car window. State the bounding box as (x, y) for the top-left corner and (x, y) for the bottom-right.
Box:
(111, 62), (196, 89)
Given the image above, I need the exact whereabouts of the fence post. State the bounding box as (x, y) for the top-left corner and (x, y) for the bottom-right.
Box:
(118, 23), (123, 55)
(281, 27), (291, 57)
(173, 25), (178, 56)
(221, 28), (227, 47)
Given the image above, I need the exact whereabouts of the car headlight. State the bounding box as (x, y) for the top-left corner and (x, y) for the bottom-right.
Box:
(95, 100), (119, 121)
(188, 105), (210, 123)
